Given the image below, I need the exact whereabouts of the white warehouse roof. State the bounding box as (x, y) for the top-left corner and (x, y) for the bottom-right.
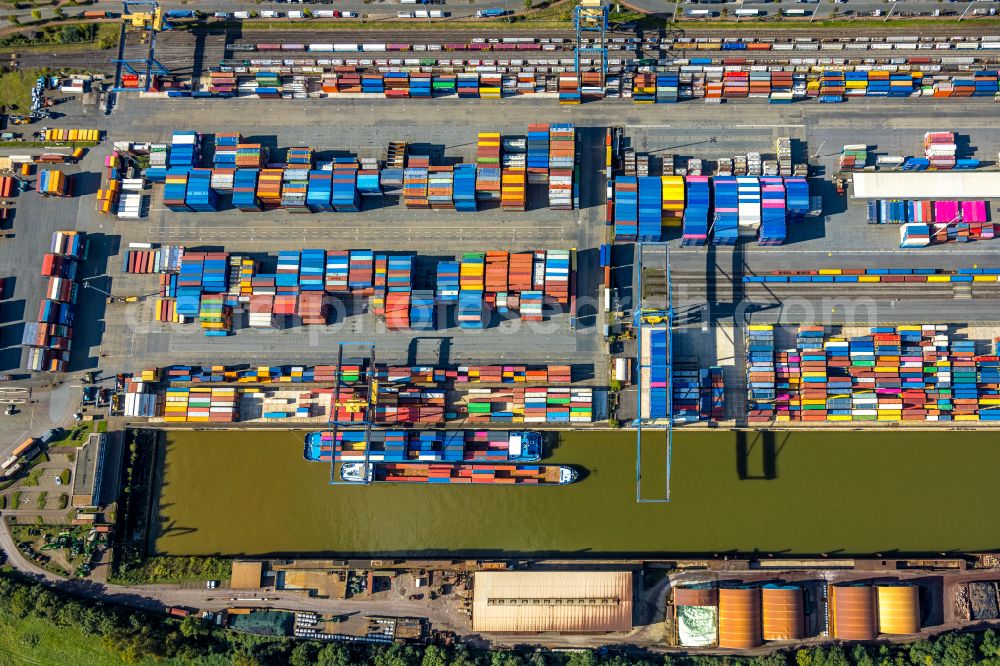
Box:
(851, 172), (1000, 200)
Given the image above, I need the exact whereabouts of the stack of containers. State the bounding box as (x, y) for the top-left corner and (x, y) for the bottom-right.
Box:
(924, 132), (957, 169)
(163, 168), (190, 212)
(306, 170), (334, 212)
(746, 324), (776, 423)
(409, 290), (435, 331)
(184, 169), (218, 211)
(633, 73), (656, 103)
(543, 250), (570, 306)
(457, 73), (480, 98)
(433, 75), (457, 97)
(476, 132), (502, 167)
(736, 176), (762, 239)
(384, 72), (409, 98)
(453, 164), (477, 211)
(249, 294), (276, 329)
(435, 261), (460, 303)
(403, 161), (430, 209)
(38, 170), (71, 197)
(169, 131), (201, 168)
(649, 328), (669, 419)
(281, 168), (310, 211)
(723, 71), (749, 99)
(256, 168), (283, 208)
(470, 151), (499, 198)
(558, 74), (581, 104)
(614, 176), (638, 241)
(637, 176), (662, 242)
(758, 177), (786, 246)
(656, 73), (680, 103)
(519, 290), (543, 321)
(501, 168), (526, 211)
(428, 167), (454, 209)
(198, 294), (231, 335)
(349, 250), (374, 295)
(213, 132), (241, 167)
(672, 368), (700, 423)
(526, 124), (549, 183)
(819, 70), (846, 102)
(332, 165), (361, 211)
(711, 176), (739, 245)
(900, 224), (931, 248)
(361, 74), (384, 95)
(299, 249), (326, 291)
(298, 291), (328, 325)
(410, 73), (432, 98)
(459, 253), (485, 329)
(232, 169), (261, 211)
(235, 143), (267, 168)
(484, 251), (509, 310)
(784, 177), (810, 220)
(325, 250), (350, 292)
(682, 176), (710, 246)
(661, 176), (684, 228)
(357, 169), (382, 197)
(701, 367), (725, 422)
(839, 145), (868, 171)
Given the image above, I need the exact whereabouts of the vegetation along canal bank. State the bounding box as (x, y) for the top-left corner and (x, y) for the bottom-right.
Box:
(150, 429), (1000, 557)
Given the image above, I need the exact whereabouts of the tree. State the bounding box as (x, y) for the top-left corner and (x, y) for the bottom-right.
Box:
(851, 644), (875, 666)
(373, 644), (420, 666)
(983, 629), (1000, 659)
(940, 632), (977, 666)
(178, 615), (209, 640)
(290, 642), (320, 666)
(231, 651), (263, 666)
(527, 653), (548, 666)
(31, 9), (41, 20)
(566, 653), (598, 666)
(491, 651), (524, 666)
(523, 0), (532, 10)
(317, 643), (353, 666)
(422, 646), (449, 666)
(450, 646), (482, 666)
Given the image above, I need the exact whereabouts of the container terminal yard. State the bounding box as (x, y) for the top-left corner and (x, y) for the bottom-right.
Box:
(5, 4), (1000, 661)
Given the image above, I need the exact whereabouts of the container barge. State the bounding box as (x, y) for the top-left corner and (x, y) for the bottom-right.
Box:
(304, 429), (542, 463)
(340, 461), (577, 485)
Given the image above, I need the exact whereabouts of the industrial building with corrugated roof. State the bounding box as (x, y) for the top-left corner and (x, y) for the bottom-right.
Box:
(829, 584), (878, 641)
(230, 560), (264, 589)
(472, 571), (633, 633)
(718, 587), (762, 649)
(674, 585), (719, 648)
(876, 584), (921, 635)
(761, 585), (805, 641)
(850, 172), (1000, 200)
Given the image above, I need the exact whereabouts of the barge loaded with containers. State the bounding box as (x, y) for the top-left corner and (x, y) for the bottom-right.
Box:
(303, 429), (543, 463)
(340, 461), (578, 485)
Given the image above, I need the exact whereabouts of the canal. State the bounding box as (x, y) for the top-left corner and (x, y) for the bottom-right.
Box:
(152, 429), (1000, 557)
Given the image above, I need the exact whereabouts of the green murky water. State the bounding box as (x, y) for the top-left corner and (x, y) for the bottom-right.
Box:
(153, 429), (1000, 557)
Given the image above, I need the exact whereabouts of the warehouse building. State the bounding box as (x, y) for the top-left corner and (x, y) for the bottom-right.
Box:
(230, 561), (265, 590)
(851, 172), (1000, 200)
(71, 433), (118, 508)
(674, 585), (719, 647)
(718, 587), (762, 649)
(876, 584), (921, 635)
(472, 571), (633, 633)
(761, 585), (805, 641)
(828, 584), (878, 641)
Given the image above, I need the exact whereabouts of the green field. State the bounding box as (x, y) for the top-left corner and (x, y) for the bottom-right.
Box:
(0, 613), (158, 666)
